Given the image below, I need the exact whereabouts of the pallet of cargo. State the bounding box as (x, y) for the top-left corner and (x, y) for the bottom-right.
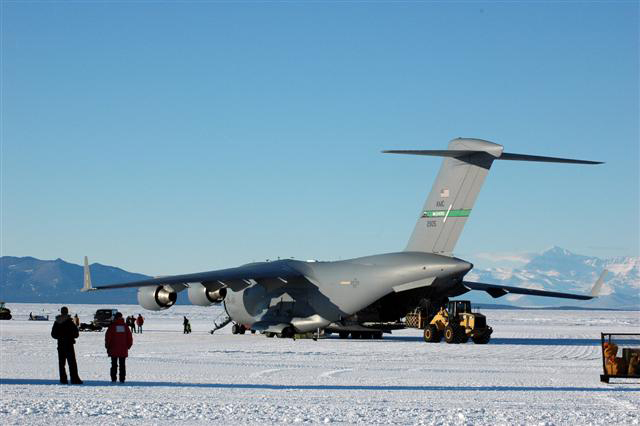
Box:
(600, 332), (640, 383)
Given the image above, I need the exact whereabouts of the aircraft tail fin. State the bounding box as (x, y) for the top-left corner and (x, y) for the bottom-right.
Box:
(384, 138), (601, 255)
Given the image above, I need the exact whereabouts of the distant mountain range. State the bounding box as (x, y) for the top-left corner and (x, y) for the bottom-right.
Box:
(465, 246), (639, 310)
(1, 247), (638, 309)
(0, 257), (146, 304)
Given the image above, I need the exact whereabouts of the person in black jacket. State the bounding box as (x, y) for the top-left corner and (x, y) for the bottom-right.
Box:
(183, 316), (191, 334)
(51, 306), (83, 384)
(128, 315), (136, 334)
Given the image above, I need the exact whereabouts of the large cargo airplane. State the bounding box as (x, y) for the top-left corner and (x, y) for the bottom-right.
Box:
(83, 138), (603, 338)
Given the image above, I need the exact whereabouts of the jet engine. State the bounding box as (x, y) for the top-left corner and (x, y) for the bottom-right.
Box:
(137, 286), (177, 311)
(187, 283), (227, 306)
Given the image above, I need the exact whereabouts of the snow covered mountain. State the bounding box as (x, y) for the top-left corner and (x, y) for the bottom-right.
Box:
(1, 248), (638, 309)
(464, 247), (639, 309)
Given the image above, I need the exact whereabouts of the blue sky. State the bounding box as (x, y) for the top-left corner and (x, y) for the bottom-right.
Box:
(2, 2), (638, 274)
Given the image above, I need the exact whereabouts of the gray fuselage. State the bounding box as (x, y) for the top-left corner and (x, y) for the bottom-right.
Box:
(224, 251), (471, 333)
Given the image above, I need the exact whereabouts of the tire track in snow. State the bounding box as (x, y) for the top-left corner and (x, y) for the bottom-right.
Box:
(250, 368), (288, 378)
(318, 369), (352, 378)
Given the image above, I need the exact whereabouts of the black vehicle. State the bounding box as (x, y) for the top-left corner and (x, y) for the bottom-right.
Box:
(0, 302), (12, 320)
(93, 309), (119, 327)
(79, 322), (102, 332)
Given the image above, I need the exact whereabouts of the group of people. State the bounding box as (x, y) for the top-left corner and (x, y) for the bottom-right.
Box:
(126, 314), (144, 334)
(51, 308), (197, 385)
(51, 307), (137, 385)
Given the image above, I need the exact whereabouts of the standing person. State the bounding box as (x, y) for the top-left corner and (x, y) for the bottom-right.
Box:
(183, 316), (190, 334)
(136, 314), (144, 334)
(73, 314), (80, 327)
(105, 312), (133, 383)
(51, 306), (83, 385)
(127, 315), (136, 334)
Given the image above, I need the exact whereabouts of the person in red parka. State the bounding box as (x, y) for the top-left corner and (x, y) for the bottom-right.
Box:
(105, 312), (133, 383)
(136, 314), (144, 334)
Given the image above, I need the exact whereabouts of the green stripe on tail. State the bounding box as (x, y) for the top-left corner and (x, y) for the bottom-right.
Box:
(422, 209), (472, 218)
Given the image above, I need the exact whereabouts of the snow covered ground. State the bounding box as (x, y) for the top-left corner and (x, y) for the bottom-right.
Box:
(1, 303), (639, 425)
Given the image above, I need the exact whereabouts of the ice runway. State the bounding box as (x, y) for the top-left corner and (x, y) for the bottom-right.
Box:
(1, 303), (639, 425)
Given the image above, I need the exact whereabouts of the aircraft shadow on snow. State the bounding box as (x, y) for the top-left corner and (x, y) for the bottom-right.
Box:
(2, 378), (639, 391)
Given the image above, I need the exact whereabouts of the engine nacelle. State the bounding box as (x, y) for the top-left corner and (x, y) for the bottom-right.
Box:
(187, 283), (227, 306)
(137, 286), (177, 311)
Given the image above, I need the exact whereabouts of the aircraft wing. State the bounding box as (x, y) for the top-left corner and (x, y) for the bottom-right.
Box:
(85, 260), (302, 292)
(462, 270), (606, 300)
(462, 281), (593, 300)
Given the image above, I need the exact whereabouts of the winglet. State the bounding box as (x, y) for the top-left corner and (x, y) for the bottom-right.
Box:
(590, 269), (607, 297)
(82, 256), (95, 292)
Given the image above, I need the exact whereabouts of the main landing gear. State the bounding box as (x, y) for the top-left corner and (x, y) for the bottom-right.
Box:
(337, 331), (383, 339)
(231, 323), (246, 335)
(264, 326), (295, 339)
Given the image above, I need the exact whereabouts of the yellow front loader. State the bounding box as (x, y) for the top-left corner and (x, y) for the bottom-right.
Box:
(406, 300), (492, 344)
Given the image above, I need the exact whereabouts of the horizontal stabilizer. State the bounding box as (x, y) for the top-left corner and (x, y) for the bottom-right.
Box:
(383, 150), (483, 158)
(462, 281), (593, 300)
(383, 150), (602, 164)
(498, 152), (602, 164)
